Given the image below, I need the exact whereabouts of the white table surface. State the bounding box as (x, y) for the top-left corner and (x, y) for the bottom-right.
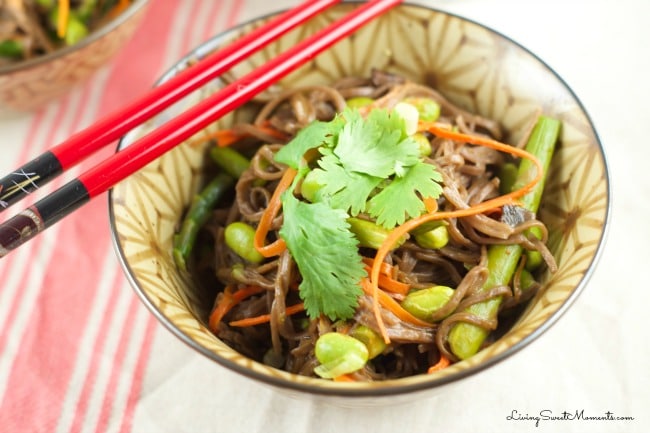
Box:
(0, 1), (648, 432)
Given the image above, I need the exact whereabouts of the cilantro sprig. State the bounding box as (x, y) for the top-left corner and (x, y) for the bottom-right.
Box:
(274, 106), (443, 320)
(279, 192), (366, 321)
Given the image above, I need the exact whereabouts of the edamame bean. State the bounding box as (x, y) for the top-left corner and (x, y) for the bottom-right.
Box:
(401, 285), (454, 322)
(403, 97), (441, 122)
(348, 217), (406, 250)
(393, 102), (419, 135)
(300, 170), (324, 202)
(350, 325), (386, 359)
(64, 16), (89, 45)
(224, 222), (264, 264)
(314, 332), (369, 379)
(413, 132), (432, 156)
(414, 224), (449, 249)
(346, 96), (374, 109)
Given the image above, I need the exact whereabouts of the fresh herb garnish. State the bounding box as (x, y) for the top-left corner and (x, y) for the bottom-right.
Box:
(279, 192), (366, 321)
(275, 106), (443, 320)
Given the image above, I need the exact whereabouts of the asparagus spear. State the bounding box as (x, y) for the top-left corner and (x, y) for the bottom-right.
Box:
(173, 173), (234, 272)
(447, 115), (561, 360)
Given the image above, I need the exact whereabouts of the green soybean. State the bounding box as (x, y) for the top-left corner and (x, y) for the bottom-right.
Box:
(347, 217), (406, 250)
(403, 97), (441, 122)
(413, 132), (432, 156)
(447, 116), (560, 360)
(64, 16), (89, 45)
(350, 325), (386, 359)
(401, 286), (455, 322)
(300, 170), (324, 202)
(346, 96), (374, 109)
(224, 222), (264, 264)
(414, 224), (449, 249)
(314, 332), (369, 379)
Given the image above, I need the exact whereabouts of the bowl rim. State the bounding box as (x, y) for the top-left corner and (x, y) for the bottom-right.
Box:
(0, 0), (149, 75)
(109, 1), (611, 397)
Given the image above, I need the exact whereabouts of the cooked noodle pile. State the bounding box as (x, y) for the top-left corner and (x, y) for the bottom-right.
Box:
(185, 69), (556, 380)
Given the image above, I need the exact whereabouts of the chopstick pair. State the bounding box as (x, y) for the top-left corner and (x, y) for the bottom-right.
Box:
(0, 0), (404, 258)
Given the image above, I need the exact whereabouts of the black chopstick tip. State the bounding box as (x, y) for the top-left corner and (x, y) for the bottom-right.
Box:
(0, 207), (45, 258)
(0, 179), (90, 258)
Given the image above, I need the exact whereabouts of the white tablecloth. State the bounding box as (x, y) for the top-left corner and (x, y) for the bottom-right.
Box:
(1, 1), (648, 432)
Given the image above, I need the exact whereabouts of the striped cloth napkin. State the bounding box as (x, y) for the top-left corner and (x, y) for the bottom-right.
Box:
(0, 1), (298, 432)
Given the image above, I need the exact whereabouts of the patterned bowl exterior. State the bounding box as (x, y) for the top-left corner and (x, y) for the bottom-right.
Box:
(110, 4), (610, 401)
(0, 1), (149, 111)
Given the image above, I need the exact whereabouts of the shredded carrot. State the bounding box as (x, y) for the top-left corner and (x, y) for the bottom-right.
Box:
(333, 374), (357, 382)
(423, 197), (438, 213)
(362, 264), (409, 296)
(228, 303), (305, 327)
(109, 0), (131, 18)
(369, 124), (545, 344)
(208, 285), (234, 332)
(361, 258), (409, 295)
(361, 278), (433, 332)
(187, 121), (289, 148)
(57, 0), (70, 38)
(208, 285), (266, 332)
(427, 355), (450, 373)
(253, 167), (296, 257)
(361, 257), (394, 277)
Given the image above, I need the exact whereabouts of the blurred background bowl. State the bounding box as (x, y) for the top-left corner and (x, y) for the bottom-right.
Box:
(0, 0), (149, 111)
(110, 3), (609, 403)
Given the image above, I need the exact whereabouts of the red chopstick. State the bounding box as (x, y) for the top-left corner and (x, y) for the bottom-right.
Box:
(0, 0), (342, 212)
(0, 0), (403, 258)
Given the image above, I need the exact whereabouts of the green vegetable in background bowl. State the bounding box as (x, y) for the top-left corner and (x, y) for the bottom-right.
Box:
(0, 0), (132, 64)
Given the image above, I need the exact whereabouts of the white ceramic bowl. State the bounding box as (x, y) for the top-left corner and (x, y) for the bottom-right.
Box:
(110, 3), (609, 402)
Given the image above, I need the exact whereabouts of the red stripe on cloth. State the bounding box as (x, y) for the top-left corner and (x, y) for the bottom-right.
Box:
(68, 268), (124, 433)
(0, 88), (84, 351)
(202, 0), (225, 41)
(91, 294), (140, 433)
(0, 1), (182, 432)
(0, 198), (114, 433)
(117, 316), (157, 433)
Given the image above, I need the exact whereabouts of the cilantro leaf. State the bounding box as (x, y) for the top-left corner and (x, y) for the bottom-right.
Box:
(334, 108), (420, 178)
(367, 162), (444, 228)
(311, 149), (382, 215)
(273, 115), (345, 169)
(279, 192), (366, 320)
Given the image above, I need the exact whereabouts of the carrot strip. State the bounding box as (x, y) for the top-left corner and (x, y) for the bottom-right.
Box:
(333, 374), (357, 382)
(360, 278), (433, 341)
(208, 286), (234, 332)
(187, 122), (289, 148)
(423, 197), (438, 213)
(228, 303), (305, 327)
(254, 167), (296, 257)
(109, 0), (131, 18)
(362, 264), (409, 295)
(57, 0), (70, 38)
(361, 257), (394, 277)
(377, 274), (410, 295)
(370, 125), (545, 344)
(427, 355), (450, 373)
(208, 285), (266, 332)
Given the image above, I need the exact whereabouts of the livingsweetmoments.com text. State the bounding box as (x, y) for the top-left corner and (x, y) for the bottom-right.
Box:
(506, 409), (634, 427)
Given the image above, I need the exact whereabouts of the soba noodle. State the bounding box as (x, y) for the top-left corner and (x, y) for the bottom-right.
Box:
(181, 69), (556, 380)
